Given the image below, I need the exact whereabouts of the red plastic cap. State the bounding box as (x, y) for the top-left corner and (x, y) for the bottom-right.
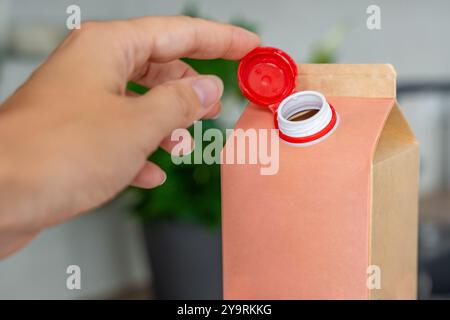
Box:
(238, 46), (298, 108)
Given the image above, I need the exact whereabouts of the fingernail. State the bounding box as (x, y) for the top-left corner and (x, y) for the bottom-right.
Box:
(193, 76), (223, 109)
(159, 171), (167, 186)
(239, 28), (260, 43)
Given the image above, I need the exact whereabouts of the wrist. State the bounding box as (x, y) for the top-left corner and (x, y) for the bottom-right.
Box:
(0, 147), (39, 233)
(0, 153), (18, 231)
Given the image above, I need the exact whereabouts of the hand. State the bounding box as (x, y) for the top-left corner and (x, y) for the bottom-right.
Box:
(0, 16), (259, 257)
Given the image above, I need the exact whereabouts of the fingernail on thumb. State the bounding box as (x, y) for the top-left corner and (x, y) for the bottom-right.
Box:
(192, 76), (223, 109)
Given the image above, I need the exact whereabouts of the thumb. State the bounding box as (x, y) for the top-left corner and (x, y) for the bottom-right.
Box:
(136, 75), (223, 140)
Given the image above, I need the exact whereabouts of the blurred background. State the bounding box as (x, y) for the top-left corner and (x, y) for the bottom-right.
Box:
(0, 0), (449, 299)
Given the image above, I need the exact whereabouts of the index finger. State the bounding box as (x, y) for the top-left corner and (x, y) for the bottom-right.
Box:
(130, 16), (260, 63)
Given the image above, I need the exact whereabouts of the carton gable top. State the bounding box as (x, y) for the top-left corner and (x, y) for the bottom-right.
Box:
(296, 64), (397, 98)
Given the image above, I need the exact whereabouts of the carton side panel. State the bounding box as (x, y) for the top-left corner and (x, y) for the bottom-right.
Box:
(370, 105), (419, 299)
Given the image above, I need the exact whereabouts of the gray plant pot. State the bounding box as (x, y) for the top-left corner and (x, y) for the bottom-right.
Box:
(143, 220), (222, 300)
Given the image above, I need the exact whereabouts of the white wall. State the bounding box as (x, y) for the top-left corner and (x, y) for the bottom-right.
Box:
(0, 0), (449, 298)
(7, 0), (450, 81)
(0, 201), (149, 299)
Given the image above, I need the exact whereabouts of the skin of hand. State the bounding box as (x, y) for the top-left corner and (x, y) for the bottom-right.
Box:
(0, 16), (260, 258)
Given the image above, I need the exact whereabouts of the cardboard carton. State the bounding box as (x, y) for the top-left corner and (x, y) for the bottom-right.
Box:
(221, 64), (419, 299)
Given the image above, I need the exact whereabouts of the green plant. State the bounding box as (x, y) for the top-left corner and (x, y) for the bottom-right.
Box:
(129, 122), (223, 228)
(309, 24), (347, 63)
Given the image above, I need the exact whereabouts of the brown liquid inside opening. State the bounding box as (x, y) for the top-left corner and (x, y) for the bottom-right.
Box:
(288, 109), (319, 121)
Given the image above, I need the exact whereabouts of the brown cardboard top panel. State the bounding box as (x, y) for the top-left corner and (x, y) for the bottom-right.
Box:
(296, 64), (396, 98)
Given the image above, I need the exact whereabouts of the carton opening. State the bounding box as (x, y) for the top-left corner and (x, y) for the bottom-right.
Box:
(276, 91), (339, 146)
(288, 109), (320, 121)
